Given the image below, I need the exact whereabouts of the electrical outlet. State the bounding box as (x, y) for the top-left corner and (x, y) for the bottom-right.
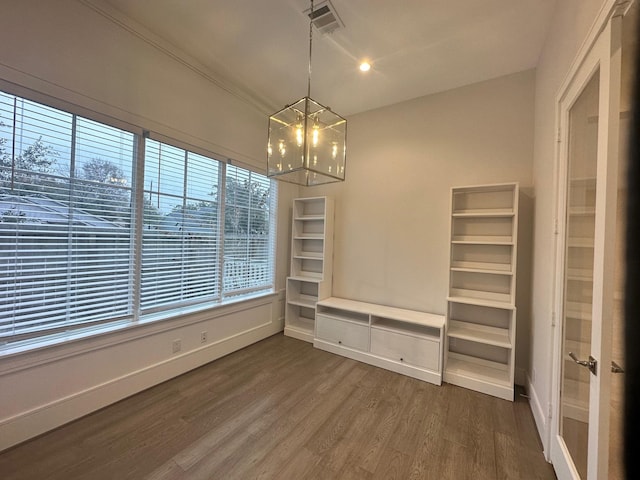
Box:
(172, 339), (181, 353)
(200, 331), (207, 343)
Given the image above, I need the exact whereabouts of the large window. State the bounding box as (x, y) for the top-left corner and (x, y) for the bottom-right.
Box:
(0, 91), (276, 349)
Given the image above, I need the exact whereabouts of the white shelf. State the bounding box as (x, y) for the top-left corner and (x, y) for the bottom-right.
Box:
(317, 297), (445, 330)
(452, 209), (514, 217)
(288, 275), (321, 283)
(285, 197), (335, 343)
(451, 236), (513, 245)
(568, 206), (596, 216)
(566, 268), (593, 281)
(450, 266), (513, 275)
(450, 260), (512, 272)
(444, 353), (513, 401)
(448, 288), (512, 305)
(287, 294), (317, 309)
(447, 296), (516, 310)
(446, 182), (518, 401)
(446, 353), (510, 386)
(447, 320), (511, 348)
(293, 251), (323, 260)
(568, 237), (595, 248)
(564, 301), (593, 321)
(293, 234), (324, 240)
(284, 315), (315, 343)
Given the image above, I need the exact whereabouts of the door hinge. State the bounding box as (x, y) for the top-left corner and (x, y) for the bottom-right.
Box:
(553, 218), (559, 235)
(557, 127), (562, 143)
(551, 311), (556, 327)
(548, 402), (553, 420)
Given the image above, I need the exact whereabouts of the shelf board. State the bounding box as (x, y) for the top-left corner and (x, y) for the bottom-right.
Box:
(451, 236), (513, 245)
(566, 268), (593, 281)
(452, 183), (518, 194)
(447, 296), (515, 310)
(567, 237), (594, 248)
(445, 353), (511, 387)
(286, 315), (315, 333)
(450, 260), (512, 273)
(371, 317), (441, 339)
(447, 320), (512, 348)
(294, 215), (325, 221)
(562, 378), (590, 411)
(296, 270), (323, 279)
(294, 234), (324, 240)
(288, 275), (322, 283)
(450, 266), (513, 276)
(288, 294), (317, 309)
(449, 288), (512, 305)
(452, 208), (514, 217)
(568, 207), (595, 216)
(317, 297), (445, 329)
(293, 251), (323, 259)
(564, 301), (592, 321)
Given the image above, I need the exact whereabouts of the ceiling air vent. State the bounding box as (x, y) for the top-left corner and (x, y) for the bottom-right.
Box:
(304, 1), (344, 35)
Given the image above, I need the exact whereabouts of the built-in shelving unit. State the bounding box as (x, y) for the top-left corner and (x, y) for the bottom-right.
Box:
(315, 297), (445, 385)
(444, 183), (519, 401)
(284, 197), (334, 342)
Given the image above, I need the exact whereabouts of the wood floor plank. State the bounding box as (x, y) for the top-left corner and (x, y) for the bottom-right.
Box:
(468, 390), (498, 479)
(442, 383), (472, 447)
(406, 412), (447, 480)
(371, 446), (412, 480)
(0, 334), (556, 480)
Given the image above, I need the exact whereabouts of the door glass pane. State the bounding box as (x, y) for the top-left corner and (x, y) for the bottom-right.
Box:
(561, 69), (600, 479)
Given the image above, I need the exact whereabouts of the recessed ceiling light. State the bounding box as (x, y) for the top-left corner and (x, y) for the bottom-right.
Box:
(359, 61), (371, 72)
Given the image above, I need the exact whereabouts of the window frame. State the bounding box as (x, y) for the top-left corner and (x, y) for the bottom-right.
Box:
(0, 86), (278, 355)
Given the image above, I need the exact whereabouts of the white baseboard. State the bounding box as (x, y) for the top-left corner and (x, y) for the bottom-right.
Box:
(0, 321), (281, 452)
(526, 374), (550, 459)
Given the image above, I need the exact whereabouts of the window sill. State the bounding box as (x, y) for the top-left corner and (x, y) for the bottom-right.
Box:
(0, 290), (282, 375)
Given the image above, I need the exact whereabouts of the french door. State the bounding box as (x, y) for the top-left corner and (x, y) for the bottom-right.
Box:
(550, 2), (635, 479)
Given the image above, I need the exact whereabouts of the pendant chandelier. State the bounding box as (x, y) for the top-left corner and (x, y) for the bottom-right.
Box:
(267, 0), (347, 186)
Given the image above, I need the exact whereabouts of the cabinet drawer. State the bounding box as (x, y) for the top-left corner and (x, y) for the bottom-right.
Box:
(316, 315), (369, 351)
(370, 328), (439, 371)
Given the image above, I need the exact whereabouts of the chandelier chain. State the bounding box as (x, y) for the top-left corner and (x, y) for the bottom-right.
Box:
(308, 0), (313, 98)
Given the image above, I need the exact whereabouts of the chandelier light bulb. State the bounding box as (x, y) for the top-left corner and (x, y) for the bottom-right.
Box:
(295, 115), (304, 147)
(312, 119), (320, 147)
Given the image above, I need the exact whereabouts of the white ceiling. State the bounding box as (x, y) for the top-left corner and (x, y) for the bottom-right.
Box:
(97, 0), (558, 116)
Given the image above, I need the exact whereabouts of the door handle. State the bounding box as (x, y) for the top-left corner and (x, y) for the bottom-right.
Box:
(568, 352), (598, 375)
(611, 360), (625, 373)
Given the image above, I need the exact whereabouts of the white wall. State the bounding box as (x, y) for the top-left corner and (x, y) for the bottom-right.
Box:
(310, 70), (536, 383)
(0, 0), (297, 451)
(528, 0), (609, 455)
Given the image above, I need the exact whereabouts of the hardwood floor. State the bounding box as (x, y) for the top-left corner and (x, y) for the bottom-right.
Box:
(0, 334), (556, 480)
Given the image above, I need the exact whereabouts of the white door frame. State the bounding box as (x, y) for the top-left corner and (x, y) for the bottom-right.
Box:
(549, 1), (629, 478)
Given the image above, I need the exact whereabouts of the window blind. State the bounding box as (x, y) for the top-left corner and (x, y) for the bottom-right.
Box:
(0, 89), (277, 350)
(223, 165), (275, 297)
(0, 92), (135, 343)
(141, 140), (222, 313)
